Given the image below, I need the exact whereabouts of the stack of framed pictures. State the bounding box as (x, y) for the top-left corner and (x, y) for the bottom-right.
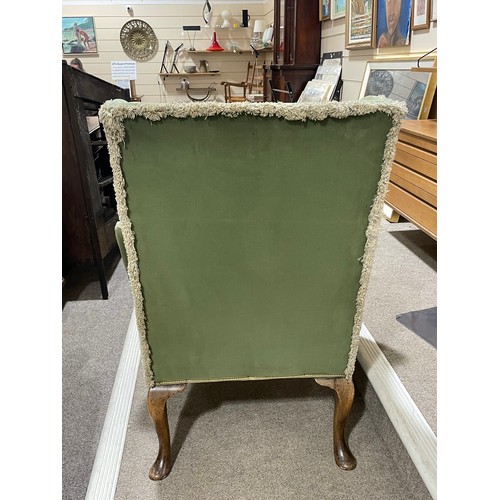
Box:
(297, 58), (342, 103)
(297, 80), (337, 103)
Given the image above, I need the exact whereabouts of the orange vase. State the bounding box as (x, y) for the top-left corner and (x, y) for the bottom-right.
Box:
(207, 31), (224, 51)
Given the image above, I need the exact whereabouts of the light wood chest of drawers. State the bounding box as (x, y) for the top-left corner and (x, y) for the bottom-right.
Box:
(386, 119), (437, 240)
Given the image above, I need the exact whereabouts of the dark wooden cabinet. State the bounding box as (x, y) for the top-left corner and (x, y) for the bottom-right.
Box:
(264, 0), (321, 101)
(62, 60), (130, 299)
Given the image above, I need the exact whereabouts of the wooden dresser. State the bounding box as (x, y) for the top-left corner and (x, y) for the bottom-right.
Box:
(386, 119), (437, 240)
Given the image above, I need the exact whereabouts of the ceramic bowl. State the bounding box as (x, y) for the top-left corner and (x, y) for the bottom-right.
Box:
(184, 65), (197, 73)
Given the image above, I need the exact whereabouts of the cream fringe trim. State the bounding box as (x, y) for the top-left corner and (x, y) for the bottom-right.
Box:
(99, 100), (406, 388)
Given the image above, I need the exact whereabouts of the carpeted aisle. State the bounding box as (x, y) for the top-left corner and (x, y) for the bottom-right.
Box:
(62, 256), (134, 500)
(114, 374), (431, 500)
(361, 220), (437, 434)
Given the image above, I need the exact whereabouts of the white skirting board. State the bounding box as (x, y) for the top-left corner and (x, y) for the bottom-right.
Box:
(357, 323), (437, 500)
(85, 311), (141, 500)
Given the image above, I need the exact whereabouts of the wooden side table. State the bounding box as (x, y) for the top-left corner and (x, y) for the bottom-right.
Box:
(385, 119), (437, 240)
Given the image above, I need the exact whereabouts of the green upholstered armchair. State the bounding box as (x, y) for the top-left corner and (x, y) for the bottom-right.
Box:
(99, 100), (405, 481)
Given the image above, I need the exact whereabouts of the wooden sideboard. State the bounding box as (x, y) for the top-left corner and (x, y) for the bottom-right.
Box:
(385, 119), (437, 240)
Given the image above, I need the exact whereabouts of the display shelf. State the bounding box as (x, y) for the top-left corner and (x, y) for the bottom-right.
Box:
(180, 48), (272, 54)
(185, 50), (251, 54)
(97, 175), (114, 188)
(160, 71), (220, 77)
(175, 87), (217, 94)
(86, 116), (100, 134)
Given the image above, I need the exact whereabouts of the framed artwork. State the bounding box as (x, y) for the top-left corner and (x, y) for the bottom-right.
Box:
(345, 0), (377, 49)
(297, 80), (336, 103)
(411, 0), (431, 30)
(320, 0), (331, 21)
(431, 0), (437, 21)
(314, 59), (342, 92)
(333, 0), (346, 19)
(359, 56), (437, 119)
(62, 17), (98, 55)
(376, 0), (412, 48)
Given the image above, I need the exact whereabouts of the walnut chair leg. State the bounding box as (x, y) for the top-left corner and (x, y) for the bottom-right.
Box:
(315, 377), (357, 471)
(147, 384), (187, 480)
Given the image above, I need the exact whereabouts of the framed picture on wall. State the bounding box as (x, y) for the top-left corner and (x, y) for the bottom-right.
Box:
(431, 0), (437, 21)
(333, 0), (346, 19)
(62, 17), (98, 55)
(412, 0), (431, 30)
(376, 0), (412, 48)
(359, 56), (437, 119)
(345, 0), (377, 49)
(320, 0), (331, 21)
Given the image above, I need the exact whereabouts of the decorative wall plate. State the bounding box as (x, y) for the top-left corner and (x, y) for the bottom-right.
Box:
(120, 19), (158, 61)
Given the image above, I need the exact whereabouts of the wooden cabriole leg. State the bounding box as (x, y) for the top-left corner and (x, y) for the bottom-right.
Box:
(315, 377), (357, 471)
(147, 384), (187, 480)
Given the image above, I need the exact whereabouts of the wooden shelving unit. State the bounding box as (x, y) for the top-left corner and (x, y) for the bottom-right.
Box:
(159, 71), (220, 77)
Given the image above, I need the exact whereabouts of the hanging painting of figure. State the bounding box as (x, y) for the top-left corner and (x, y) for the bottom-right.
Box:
(62, 17), (98, 55)
(376, 0), (412, 48)
(320, 0), (331, 21)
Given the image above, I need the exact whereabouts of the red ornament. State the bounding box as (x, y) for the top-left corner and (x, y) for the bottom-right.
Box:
(207, 31), (224, 51)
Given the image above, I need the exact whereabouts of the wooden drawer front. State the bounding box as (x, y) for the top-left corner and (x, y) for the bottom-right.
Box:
(399, 130), (437, 154)
(398, 141), (436, 165)
(395, 143), (437, 180)
(386, 183), (437, 239)
(390, 162), (437, 208)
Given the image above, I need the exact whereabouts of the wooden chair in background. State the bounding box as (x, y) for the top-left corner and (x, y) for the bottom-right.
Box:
(220, 61), (258, 102)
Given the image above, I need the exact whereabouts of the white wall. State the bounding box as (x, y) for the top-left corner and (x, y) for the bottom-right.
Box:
(320, 8), (437, 101)
(62, 1), (437, 103)
(62, 1), (274, 102)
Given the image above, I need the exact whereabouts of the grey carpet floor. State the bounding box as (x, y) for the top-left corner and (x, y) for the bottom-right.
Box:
(115, 372), (431, 500)
(62, 255), (134, 500)
(362, 221), (436, 433)
(62, 219), (436, 500)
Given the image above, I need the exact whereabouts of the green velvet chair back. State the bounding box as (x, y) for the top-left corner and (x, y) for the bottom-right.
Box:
(100, 101), (404, 388)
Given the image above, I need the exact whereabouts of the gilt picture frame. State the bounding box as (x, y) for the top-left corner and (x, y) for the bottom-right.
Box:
(333, 0), (346, 20)
(320, 0), (331, 21)
(62, 17), (98, 55)
(431, 0), (437, 21)
(377, 0), (412, 48)
(345, 0), (377, 49)
(411, 0), (431, 30)
(359, 56), (437, 119)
